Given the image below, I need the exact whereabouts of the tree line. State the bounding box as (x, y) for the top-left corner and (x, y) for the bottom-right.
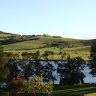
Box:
(0, 40), (96, 85)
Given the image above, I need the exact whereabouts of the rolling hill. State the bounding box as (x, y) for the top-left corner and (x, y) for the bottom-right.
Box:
(0, 31), (95, 60)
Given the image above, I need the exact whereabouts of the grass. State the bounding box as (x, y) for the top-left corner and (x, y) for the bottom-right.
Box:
(3, 35), (90, 51)
(0, 32), (14, 40)
(0, 84), (96, 96)
(0, 32), (92, 60)
(53, 85), (96, 96)
(4, 45), (90, 60)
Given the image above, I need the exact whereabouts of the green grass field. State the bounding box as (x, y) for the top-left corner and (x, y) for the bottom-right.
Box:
(1, 84), (96, 96)
(0, 31), (92, 60)
(53, 85), (96, 96)
(4, 45), (90, 60)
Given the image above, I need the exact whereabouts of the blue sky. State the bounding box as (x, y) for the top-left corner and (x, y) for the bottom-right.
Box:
(0, 0), (96, 39)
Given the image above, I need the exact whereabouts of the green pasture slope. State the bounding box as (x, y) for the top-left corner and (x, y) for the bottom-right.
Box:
(0, 31), (92, 60)
(4, 45), (90, 60)
(0, 32), (13, 40)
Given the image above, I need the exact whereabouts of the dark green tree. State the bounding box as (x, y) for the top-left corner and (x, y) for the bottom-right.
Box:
(0, 43), (3, 65)
(42, 61), (56, 84)
(42, 51), (55, 60)
(0, 42), (9, 82)
(57, 57), (85, 85)
(42, 51), (49, 60)
(32, 51), (41, 60)
(7, 60), (21, 81)
(89, 40), (96, 76)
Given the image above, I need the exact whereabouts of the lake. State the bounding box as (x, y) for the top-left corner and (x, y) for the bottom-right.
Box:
(13, 60), (96, 84)
(40, 61), (96, 84)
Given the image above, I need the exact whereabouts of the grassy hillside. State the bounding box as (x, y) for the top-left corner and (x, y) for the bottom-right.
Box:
(3, 35), (92, 50)
(0, 31), (17, 40)
(0, 31), (93, 60)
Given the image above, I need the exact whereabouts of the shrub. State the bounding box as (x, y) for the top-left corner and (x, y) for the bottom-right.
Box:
(23, 76), (53, 95)
(10, 76), (24, 93)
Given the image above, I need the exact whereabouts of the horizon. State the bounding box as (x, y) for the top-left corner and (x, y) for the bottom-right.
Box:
(0, 0), (96, 39)
(0, 30), (94, 40)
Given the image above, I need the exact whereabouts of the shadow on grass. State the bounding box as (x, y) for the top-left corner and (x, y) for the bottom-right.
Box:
(53, 87), (96, 96)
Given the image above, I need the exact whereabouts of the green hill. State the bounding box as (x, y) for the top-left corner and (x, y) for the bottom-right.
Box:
(0, 31), (18, 40)
(0, 31), (94, 60)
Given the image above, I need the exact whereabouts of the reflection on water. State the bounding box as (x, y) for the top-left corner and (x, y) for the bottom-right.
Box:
(83, 67), (96, 83)
(50, 61), (96, 84)
(15, 60), (96, 84)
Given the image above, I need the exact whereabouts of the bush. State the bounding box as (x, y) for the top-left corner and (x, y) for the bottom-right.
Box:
(23, 76), (53, 95)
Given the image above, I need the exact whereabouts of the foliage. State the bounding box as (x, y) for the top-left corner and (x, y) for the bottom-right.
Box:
(10, 76), (24, 93)
(2, 31), (91, 60)
(22, 60), (56, 83)
(32, 51), (41, 60)
(23, 76), (53, 94)
(89, 40), (96, 76)
(7, 59), (86, 86)
(10, 76), (24, 86)
(57, 57), (85, 85)
(0, 42), (9, 82)
(42, 61), (56, 83)
(7, 60), (56, 84)
(8, 60), (22, 80)
(42, 51), (54, 60)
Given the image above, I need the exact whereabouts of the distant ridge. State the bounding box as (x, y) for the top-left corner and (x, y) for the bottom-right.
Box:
(0, 31), (19, 36)
(0, 31), (95, 60)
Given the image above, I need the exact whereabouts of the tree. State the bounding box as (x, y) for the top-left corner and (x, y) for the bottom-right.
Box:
(7, 60), (22, 82)
(21, 60), (44, 81)
(89, 40), (96, 76)
(10, 76), (24, 93)
(42, 61), (56, 84)
(0, 42), (4, 67)
(42, 51), (49, 60)
(0, 42), (10, 82)
(57, 57), (85, 85)
(48, 51), (54, 60)
(21, 52), (32, 60)
(32, 51), (41, 60)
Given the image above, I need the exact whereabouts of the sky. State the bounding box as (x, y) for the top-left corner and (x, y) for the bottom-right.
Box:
(0, 0), (96, 39)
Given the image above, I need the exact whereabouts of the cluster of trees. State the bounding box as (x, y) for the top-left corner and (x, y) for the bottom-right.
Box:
(0, 43), (9, 82)
(1, 35), (39, 45)
(7, 60), (56, 84)
(89, 40), (96, 76)
(3, 50), (66, 60)
(0, 40), (96, 86)
(2, 57), (85, 85)
(57, 57), (85, 85)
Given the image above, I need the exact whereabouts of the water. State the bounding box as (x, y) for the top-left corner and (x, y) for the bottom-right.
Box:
(53, 66), (96, 84)
(14, 60), (96, 84)
(83, 66), (96, 83)
(45, 61), (96, 84)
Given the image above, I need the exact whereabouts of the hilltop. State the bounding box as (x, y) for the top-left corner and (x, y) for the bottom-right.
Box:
(0, 31), (95, 60)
